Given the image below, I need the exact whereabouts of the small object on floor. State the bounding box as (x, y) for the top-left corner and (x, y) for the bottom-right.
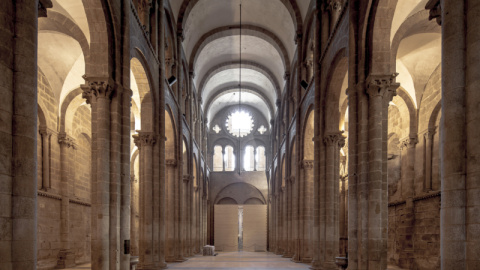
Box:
(203, 245), (215, 256)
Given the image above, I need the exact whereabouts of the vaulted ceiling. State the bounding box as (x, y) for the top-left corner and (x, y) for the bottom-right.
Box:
(169, 0), (309, 124)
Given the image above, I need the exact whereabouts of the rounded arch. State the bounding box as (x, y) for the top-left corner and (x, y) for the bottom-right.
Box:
(216, 197), (238, 205)
(214, 182), (266, 205)
(204, 86), (275, 123)
(165, 105), (177, 160)
(244, 197), (264, 205)
(39, 11), (90, 58)
(389, 9), (440, 73)
(199, 61), (280, 98)
(37, 102), (48, 130)
(82, 0), (112, 77)
(324, 48), (348, 132)
(190, 25), (290, 73)
(131, 54), (155, 132)
(303, 106), (315, 160)
(366, 0), (399, 75)
(396, 87), (418, 136)
(428, 100), (442, 130)
(60, 88), (86, 134)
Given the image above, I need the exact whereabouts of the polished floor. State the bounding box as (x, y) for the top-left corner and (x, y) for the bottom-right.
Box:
(64, 252), (311, 270)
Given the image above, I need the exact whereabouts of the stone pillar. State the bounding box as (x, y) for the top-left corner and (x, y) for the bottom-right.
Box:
(131, 175), (138, 256)
(311, 1), (323, 268)
(423, 128), (435, 191)
(283, 177), (293, 258)
(39, 128), (52, 190)
(0, 1), (39, 269)
(182, 175), (191, 256)
(434, 0), (480, 268)
(339, 176), (347, 256)
(322, 132), (344, 269)
(82, 77), (118, 270)
(301, 160), (313, 262)
(56, 133), (76, 268)
(365, 74), (398, 269)
(165, 159), (177, 262)
(133, 132), (159, 270)
(397, 136), (417, 268)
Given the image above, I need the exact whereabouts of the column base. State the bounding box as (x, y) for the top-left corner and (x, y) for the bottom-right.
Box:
(301, 257), (313, 263)
(282, 252), (293, 258)
(310, 259), (322, 270)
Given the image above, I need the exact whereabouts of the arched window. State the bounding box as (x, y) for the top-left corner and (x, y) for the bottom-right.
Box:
(244, 145), (255, 171)
(224, 145), (235, 171)
(213, 145), (223, 171)
(256, 146), (266, 171)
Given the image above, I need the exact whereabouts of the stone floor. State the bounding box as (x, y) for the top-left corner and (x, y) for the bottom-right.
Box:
(168, 252), (311, 270)
(64, 252), (311, 269)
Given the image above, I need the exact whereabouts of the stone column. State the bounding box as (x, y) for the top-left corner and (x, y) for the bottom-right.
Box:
(301, 160), (313, 262)
(39, 128), (52, 190)
(82, 77), (118, 270)
(131, 175), (138, 256)
(0, 1), (39, 269)
(433, 0), (480, 268)
(398, 136), (417, 269)
(365, 74), (398, 269)
(339, 176), (347, 256)
(322, 132), (344, 269)
(283, 176), (293, 258)
(182, 175), (191, 256)
(165, 159), (177, 262)
(423, 128), (435, 191)
(133, 132), (159, 270)
(56, 134), (76, 268)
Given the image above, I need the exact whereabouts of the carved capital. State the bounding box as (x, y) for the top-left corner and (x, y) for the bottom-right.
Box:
(183, 175), (191, 183)
(58, 133), (76, 149)
(38, 0), (53, 17)
(289, 176), (296, 183)
(81, 76), (115, 104)
(166, 159), (177, 167)
(39, 127), (53, 138)
(399, 136), (418, 150)
(189, 70), (195, 79)
(323, 132), (346, 147)
(130, 175), (138, 184)
(284, 72), (290, 81)
(132, 132), (157, 148)
(177, 29), (185, 42)
(302, 160), (314, 170)
(294, 32), (303, 44)
(366, 74), (400, 102)
(425, 0), (441, 26)
(424, 128), (436, 140)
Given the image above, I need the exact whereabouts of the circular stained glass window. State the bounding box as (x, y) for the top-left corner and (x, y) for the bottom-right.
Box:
(226, 110), (254, 137)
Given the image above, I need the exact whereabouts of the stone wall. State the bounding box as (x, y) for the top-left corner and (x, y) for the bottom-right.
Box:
(37, 196), (61, 270)
(413, 196), (440, 269)
(69, 203), (91, 264)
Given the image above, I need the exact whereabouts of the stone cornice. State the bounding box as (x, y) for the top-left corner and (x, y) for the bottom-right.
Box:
(38, 190), (61, 200)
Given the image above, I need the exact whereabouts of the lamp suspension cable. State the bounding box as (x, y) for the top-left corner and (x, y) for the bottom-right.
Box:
(238, 3), (242, 174)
